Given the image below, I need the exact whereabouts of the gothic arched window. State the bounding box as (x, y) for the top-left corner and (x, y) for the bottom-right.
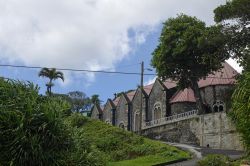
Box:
(213, 100), (225, 112)
(134, 110), (140, 131)
(153, 102), (162, 120)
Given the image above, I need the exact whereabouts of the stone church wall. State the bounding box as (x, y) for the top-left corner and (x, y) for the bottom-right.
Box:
(131, 89), (147, 132)
(91, 105), (101, 120)
(200, 85), (234, 111)
(148, 80), (167, 121)
(171, 102), (197, 115)
(102, 102), (113, 124)
(115, 95), (129, 129)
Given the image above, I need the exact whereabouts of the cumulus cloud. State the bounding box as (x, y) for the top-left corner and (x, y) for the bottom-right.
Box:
(145, 76), (157, 86)
(0, 0), (226, 86)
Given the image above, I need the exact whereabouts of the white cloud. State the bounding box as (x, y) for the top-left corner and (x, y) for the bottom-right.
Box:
(145, 76), (157, 86)
(0, 0), (227, 86)
(226, 58), (243, 73)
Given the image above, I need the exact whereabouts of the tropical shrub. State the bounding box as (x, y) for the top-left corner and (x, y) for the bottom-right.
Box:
(64, 113), (108, 165)
(0, 79), (71, 165)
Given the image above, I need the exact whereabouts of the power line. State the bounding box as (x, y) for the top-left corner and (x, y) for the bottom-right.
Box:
(0, 64), (155, 76)
(0, 63), (237, 79)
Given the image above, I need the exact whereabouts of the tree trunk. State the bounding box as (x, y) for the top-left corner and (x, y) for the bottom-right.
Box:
(191, 80), (205, 115)
(49, 79), (52, 96)
(46, 85), (50, 95)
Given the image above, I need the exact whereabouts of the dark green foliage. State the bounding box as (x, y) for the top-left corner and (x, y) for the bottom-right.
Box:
(214, 0), (250, 71)
(65, 127), (107, 166)
(152, 14), (228, 85)
(197, 154), (232, 166)
(67, 113), (89, 128)
(229, 72), (250, 151)
(0, 79), (71, 165)
(151, 14), (229, 113)
(91, 94), (101, 105)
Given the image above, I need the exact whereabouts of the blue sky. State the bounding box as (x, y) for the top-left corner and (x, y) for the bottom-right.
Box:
(0, 0), (241, 103)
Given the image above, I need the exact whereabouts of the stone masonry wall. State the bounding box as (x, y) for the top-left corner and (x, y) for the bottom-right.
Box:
(91, 105), (101, 120)
(102, 102), (113, 124)
(148, 80), (167, 121)
(115, 95), (129, 129)
(131, 89), (147, 131)
(171, 102), (197, 115)
(142, 112), (243, 150)
(200, 85), (234, 111)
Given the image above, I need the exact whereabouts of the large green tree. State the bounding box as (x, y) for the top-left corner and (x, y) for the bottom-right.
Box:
(151, 14), (229, 114)
(39, 68), (64, 95)
(214, 0), (250, 71)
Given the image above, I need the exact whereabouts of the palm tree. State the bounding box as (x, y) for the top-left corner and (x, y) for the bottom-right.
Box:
(38, 68), (64, 96)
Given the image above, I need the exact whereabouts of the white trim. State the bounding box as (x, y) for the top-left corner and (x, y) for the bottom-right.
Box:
(145, 110), (198, 128)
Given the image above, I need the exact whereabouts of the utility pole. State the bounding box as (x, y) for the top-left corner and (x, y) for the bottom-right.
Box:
(139, 61), (144, 135)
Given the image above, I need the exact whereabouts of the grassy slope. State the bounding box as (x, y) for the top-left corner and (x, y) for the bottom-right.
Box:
(74, 117), (190, 165)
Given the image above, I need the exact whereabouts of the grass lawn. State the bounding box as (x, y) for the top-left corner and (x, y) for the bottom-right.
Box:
(109, 152), (189, 166)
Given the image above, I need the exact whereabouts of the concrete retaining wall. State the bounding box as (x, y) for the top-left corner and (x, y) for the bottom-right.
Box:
(142, 112), (243, 150)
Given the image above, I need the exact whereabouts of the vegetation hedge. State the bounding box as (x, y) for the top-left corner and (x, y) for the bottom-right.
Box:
(0, 79), (71, 165)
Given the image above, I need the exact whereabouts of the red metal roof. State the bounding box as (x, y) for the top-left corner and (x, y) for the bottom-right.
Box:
(198, 62), (238, 88)
(126, 91), (136, 101)
(170, 62), (237, 104)
(143, 84), (153, 95)
(170, 88), (196, 104)
(163, 79), (177, 89)
(113, 96), (120, 106)
(143, 79), (176, 96)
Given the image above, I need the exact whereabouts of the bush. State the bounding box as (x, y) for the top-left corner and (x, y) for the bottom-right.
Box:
(64, 113), (109, 165)
(197, 154), (232, 166)
(230, 72), (250, 151)
(66, 112), (89, 128)
(0, 79), (72, 165)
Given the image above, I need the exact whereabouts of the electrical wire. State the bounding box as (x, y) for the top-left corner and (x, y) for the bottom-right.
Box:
(0, 64), (155, 76)
(0, 64), (237, 79)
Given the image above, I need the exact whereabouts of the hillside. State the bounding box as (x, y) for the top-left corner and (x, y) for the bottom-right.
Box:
(66, 114), (190, 166)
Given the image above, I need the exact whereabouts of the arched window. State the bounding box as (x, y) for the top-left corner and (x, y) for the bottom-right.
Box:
(134, 110), (140, 131)
(153, 102), (162, 120)
(213, 100), (225, 112)
(105, 119), (111, 124)
(119, 122), (125, 129)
